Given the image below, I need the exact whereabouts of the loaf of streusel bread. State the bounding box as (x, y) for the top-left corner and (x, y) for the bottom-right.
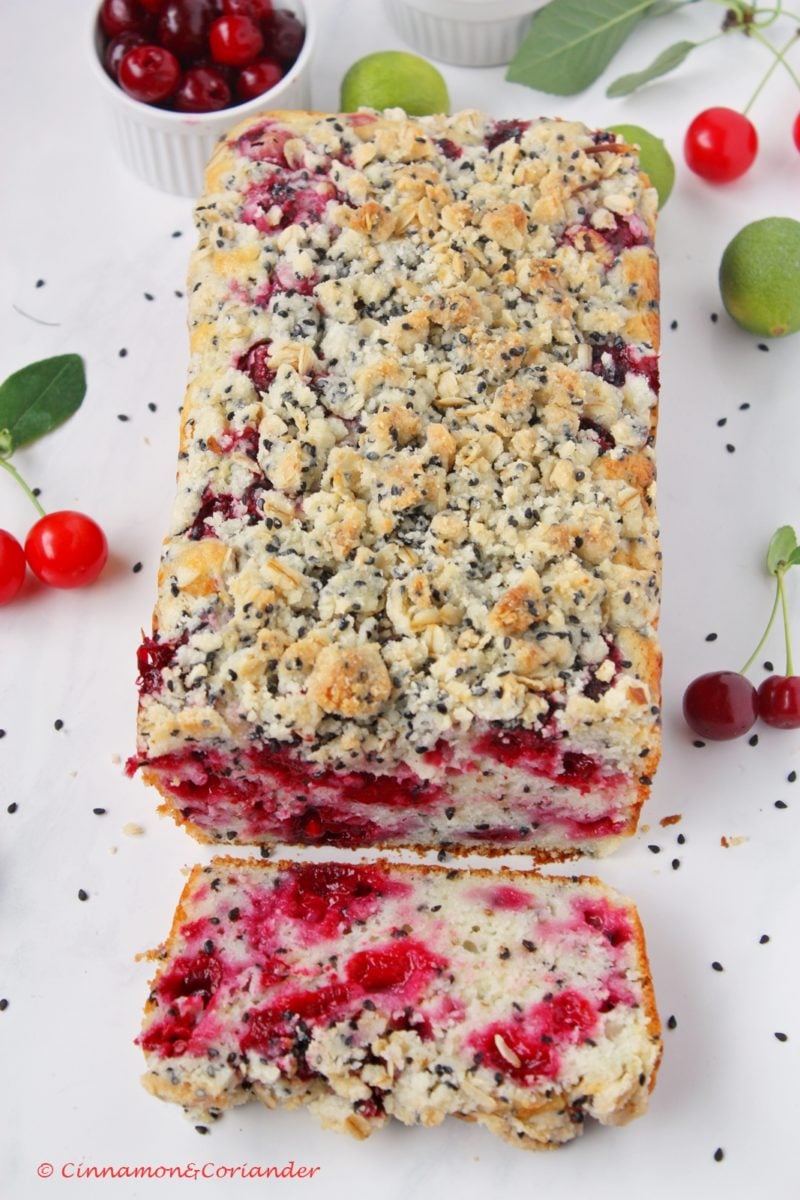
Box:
(139, 858), (661, 1147)
(129, 108), (662, 859)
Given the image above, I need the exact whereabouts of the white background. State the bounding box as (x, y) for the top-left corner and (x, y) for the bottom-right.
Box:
(2, 1), (799, 1196)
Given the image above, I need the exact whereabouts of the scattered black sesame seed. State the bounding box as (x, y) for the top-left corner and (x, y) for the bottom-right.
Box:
(35, 279), (45, 288)
(171, 230), (183, 238)
(711, 312), (719, 323)
(788, 770), (796, 782)
(144, 292), (155, 301)
(117, 413), (130, 422)
(677, 832), (686, 845)
(195, 1125), (209, 1135)
(54, 719), (64, 731)
(148, 402), (157, 412)
(175, 289), (184, 298)
(648, 844), (661, 854)
(714, 1147), (724, 1163)
(775, 800), (788, 809)
(759, 934), (770, 944)
(132, 562), (143, 573)
(748, 734), (758, 746)
(757, 343), (769, 352)
(32, 487), (41, 497)
(671, 858), (680, 870)
(763, 660), (774, 671)
(705, 632), (718, 642)
(711, 961), (724, 972)
(740, 401), (751, 410)
(670, 319), (678, 330)
(93, 807), (107, 816)
(693, 740), (706, 748)
(78, 889), (89, 902)
(667, 1015), (677, 1030)
(0, 730), (5, 738)
(726, 444), (736, 453)
(0, 998), (7, 1011)
(118, 347), (128, 358)
(716, 418), (727, 427)
(774, 1031), (788, 1042)
(7, 802), (17, 814)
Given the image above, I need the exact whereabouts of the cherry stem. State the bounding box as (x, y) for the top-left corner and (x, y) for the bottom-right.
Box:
(740, 580), (781, 676)
(744, 29), (800, 113)
(778, 569), (794, 676)
(0, 456), (46, 518)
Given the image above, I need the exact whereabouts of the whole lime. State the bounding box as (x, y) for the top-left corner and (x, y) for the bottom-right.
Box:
(340, 51), (450, 117)
(719, 217), (800, 338)
(607, 124), (675, 208)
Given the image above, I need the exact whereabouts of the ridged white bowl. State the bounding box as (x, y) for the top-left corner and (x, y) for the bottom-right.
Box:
(89, 1), (314, 197)
(384, 0), (537, 67)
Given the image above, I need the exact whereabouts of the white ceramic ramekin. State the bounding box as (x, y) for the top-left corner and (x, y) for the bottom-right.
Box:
(384, 0), (538, 67)
(89, 0), (314, 197)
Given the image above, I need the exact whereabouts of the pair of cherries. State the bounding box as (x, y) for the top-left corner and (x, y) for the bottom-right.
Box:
(0, 513), (108, 604)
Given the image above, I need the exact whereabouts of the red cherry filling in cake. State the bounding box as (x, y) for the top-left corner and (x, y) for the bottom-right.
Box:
(138, 860), (661, 1147)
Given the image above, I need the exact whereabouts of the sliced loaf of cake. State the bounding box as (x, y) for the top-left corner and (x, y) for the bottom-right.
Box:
(139, 858), (661, 1148)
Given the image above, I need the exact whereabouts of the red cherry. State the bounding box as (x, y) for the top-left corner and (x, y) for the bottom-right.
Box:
(139, 0), (169, 11)
(221, 0), (273, 19)
(158, 0), (218, 61)
(757, 675), (800, 729)
(209, 14), (263, 66)
(684, 107), (758, 183)
(793, 113), (800, 153)
(236, 57), (282, 101)
(100, 0), (149, 37)
(0, 530), (26, 605)
(25, 512), (108, 590)
(682, 671), (759, 740)
(262, 9), (304, 64)
(119, 44), (181, 103)
(104, 30), (147, 79)
(174, 64), (232, 111)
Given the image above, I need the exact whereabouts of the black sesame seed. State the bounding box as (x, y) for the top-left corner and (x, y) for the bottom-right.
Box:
(714, 1147), (724, 1162)
(775, 800), (788, 809)
(711, 312), (719, 323)
(677, 832), (686, 845)
(117, 413), (130, 422)
(788, 770), (796, 782)
(78, 889), (89, 902)
(716, 418), (727, 427)
(749, 734), (758, 746)
(670, 319), (678, 330)
(667, 1014), (677, 1030)
(93, 807), (106, 816)
(671, 858), (680, 870)
(148, 402), (157, 412)
(726, 444), (735, 453)
(711, 961), (723, 972)
(774, 1031), (788, 1042)
(172, 230), (183, 238)
(705, 632), (718, 642)
(0, 730), (5, 738)
(118, 347), (128, 358)
(648, 844), (661, 854)
(144, 292), (155, 301)
(763, 660), (774, 671)
(7, 802), (17, 813)
(54, 719), (64, 731)
(757, 343), (769, 352)
(35, 279), (45, 288)
(693, 740), (706, 748)
(759, 934), (770, 944)
(195, 1125), (209, 1135)
(32, 488), (41, 497)
(132, 562), (143, 573)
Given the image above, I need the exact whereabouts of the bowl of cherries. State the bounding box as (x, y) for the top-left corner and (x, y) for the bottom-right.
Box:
(91, 0), (313, 196)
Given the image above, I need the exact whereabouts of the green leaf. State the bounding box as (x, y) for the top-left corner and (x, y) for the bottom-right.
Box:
(788, 547), (800, 567)
(0, 354), (86, 451)
(646, 1), (688, 16)
(606, 39), (698, 96)
(507, 0), (655, 96)
(767, 526), (798, 575)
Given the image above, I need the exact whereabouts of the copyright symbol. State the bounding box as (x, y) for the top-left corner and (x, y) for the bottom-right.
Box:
(37, 1163), (53, 1178)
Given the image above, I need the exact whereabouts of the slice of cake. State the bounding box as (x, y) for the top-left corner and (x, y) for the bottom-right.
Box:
(128, 108), (662, 859)
(138, 858), (661, 1148)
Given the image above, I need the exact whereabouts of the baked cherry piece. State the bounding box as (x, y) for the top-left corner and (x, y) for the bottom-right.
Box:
(236, 57), (282, 101)
(682, 671), (759, 740)
(104, 30), (148, 79)
(175, 65), (232, 111)
(684, 107), (758, 183)
(757, 675), (800, 729)
(100, 0), (149, 37)
(119, 44), (181, 102)
(0, 531), (26, 605)
(25, 512), (108, 590)
(263, 9), (304, 64)
(209, 14), (264, 66)
(158, 0), (218, 61)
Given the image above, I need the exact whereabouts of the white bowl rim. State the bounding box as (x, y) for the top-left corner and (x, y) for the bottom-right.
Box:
(88, 0), (315, 132)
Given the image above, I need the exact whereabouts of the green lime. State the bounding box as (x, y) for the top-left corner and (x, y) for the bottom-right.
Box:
(607, 124), (675, 208)
(340, 51), (450, 117)
(719, 217), (800, 338)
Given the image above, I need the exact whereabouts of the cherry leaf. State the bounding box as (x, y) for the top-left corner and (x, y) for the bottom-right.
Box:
(767, 526), (798, 575)
(0, 354), (86, 451)
(606, 39), (697, 97)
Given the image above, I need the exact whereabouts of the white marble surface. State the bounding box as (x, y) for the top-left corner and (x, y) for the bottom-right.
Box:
(2, 1), (799, 1196)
